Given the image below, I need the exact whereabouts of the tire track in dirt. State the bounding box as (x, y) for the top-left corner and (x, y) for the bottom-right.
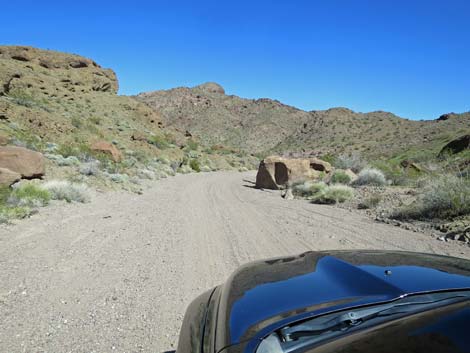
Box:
(0, 171), (468, 353)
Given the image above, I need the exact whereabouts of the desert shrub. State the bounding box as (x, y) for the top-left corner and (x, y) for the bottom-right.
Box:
(0, 186), (12, 206)
(177, 165), (193, 174)
(43, 180), (90, 203)
(8, 184), (51, 208)
(312, 184), (354, 204)
(0, 206), (34, 224)
(190, 159), (201, 172)
(186, 139), (199, 151)
(354, 168), (387, 186)
(137, 169), (155, 180)
(106, 173), (129, 183)
(334, 153), (367, 173)
(358, 194), (382, 209)
(79, 160), (101, 176)
(331, 171), (352, 184)
(45, 154), (80, 166)
(147, 134), (171, 149)
(71, 117), (82, 129)
(393, 176), (470, 220)
(292, 181), (327, 198)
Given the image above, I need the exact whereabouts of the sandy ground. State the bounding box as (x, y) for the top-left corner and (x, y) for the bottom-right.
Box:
(0, 171), (469, 353)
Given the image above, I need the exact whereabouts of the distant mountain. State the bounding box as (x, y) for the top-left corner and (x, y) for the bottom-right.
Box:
(136, 83), (470, 159)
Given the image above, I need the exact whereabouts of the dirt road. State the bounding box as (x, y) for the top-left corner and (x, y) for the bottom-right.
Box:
(1, 171), (468, 352)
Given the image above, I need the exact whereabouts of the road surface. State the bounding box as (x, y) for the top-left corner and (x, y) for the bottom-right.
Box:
(1, 171), (468, 352)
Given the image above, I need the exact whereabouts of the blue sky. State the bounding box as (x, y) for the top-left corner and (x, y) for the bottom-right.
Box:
(1, 0), (469, 120)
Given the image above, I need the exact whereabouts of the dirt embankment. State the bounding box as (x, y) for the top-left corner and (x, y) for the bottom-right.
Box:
(0, 171), (468, 352)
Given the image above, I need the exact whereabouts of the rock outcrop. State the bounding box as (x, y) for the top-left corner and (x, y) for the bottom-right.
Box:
(0, 146), (45, 179)
(439, 135), (470, 156)
(195, 82), (225, 95)
(0, 46), (118, 97)
(256, 156), (331, 190)
(0, 167), (21, 186)
(90, 141), (123, 162)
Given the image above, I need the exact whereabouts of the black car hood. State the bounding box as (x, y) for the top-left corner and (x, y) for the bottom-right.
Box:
(215, 250), (470, 350)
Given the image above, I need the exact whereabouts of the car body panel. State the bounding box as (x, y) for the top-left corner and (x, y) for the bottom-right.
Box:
(177, 250), (470, 353)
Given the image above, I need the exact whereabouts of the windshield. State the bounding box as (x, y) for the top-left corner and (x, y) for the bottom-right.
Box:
(256, 291), (470, 353)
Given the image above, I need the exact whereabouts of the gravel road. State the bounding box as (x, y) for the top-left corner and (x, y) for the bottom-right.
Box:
(1, 171), (469, 353)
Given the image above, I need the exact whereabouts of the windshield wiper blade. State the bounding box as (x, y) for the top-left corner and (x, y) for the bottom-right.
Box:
(282, 294), (469, 341)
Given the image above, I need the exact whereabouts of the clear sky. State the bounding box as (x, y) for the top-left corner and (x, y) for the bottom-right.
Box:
(1, 0), (469, 120)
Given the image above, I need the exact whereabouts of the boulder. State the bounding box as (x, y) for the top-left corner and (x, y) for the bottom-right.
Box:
(130, 132), (147, 142)
(439, 135), (470, 156)
(400, 160), (422, 172)
(309, 157), (332, 173)
(256, 156), (331, 190)
(90, 141), (123, 162)
(0, 146), (45, 179)
(0, 167), (21, 186)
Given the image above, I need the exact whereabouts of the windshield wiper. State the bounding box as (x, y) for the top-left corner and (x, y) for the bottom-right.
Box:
(281, 294), (469, 341)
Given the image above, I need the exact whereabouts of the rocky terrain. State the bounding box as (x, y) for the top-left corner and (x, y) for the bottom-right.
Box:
(0, 44), (469, 352)
(1, 171), (469, 353)
(135, 83), (470, 159)
(0, 46), (257, 223)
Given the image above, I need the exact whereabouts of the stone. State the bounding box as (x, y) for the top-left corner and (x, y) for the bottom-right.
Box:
(439, 135), (470, 156)
(256, 156), (331, 190)
(400, 160), (422, 172)
(0, 167), (21, 186)
(90, 141), (123, 162)
(0, 146), (45, 179)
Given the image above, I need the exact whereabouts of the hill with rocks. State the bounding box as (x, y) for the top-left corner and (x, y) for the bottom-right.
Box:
(135, 83), (470, 161)
(0, 46), (256, 192)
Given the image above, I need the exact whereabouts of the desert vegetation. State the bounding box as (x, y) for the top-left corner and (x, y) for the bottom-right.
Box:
(285, 147), (470, 242)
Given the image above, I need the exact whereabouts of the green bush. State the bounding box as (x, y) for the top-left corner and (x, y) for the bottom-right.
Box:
(312, 184), (354, 204)
(0, 206), (34, 224)
(354, 168), (387, 186)
(393, 176), (470, 220)
(147, 134), (171, 149)
(292, 181), (327, 198)
(190, 159), (201, 172)
(9, 184), (51, 208)
(331, 171), (352, 184)
(358, 194), (382, 209)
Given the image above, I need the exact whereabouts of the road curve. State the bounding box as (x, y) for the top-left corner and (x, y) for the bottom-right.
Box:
(1, 171), (468, 352)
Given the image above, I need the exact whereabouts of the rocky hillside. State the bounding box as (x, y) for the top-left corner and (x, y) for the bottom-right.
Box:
(136, 84), (470, 160)
(0, 46), (256, 185)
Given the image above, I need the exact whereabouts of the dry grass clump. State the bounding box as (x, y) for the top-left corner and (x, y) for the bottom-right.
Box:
(331, 170), (352, 184)
(354, 168), (387, 186)
(292, 181), (354, 204)
(313, 184), (354, 204)
(8, 183), (51, 208)
(43, 180), (90, 203)
(393, 175), (470, 220)
(334, 153), (367, 173)
(292, 181), (327, 198)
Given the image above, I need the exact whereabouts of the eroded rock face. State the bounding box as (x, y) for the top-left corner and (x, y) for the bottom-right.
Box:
(0, 146), (45, 179)
(90, 141), (123, 162)
(439, 135), (470, 156)
(255, 156), (331, 190)
(0, 167), (21, 186)
(0, 46), (118, 96)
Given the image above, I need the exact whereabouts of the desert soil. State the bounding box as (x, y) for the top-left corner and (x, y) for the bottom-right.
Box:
(1, 171), (469, 353)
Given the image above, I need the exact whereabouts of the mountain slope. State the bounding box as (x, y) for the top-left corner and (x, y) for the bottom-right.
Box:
(136, 83), (470, 159)
(0, 47), (256, 186)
